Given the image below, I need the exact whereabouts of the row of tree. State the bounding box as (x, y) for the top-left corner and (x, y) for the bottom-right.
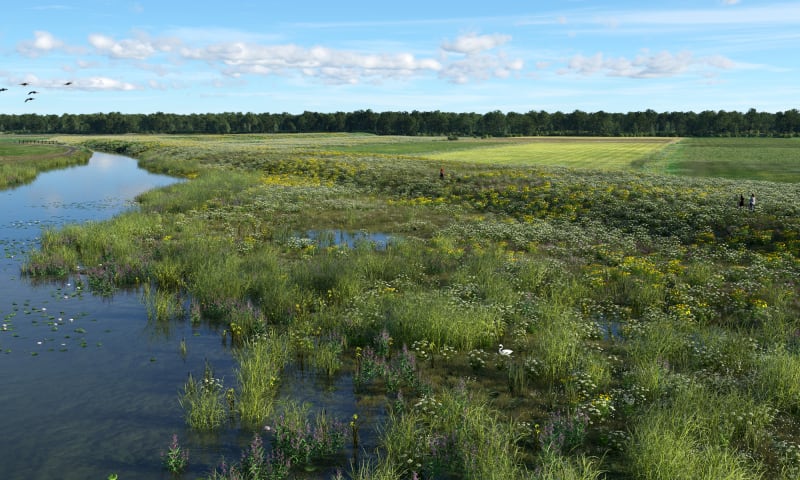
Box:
(1, 108), (798, 137)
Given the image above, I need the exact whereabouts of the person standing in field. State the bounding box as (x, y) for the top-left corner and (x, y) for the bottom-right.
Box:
(440, 167), (445, 180)
(749, 193), (756, 211)
(738, 194), (745, 209)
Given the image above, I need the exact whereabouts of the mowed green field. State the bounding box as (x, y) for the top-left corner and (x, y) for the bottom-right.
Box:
(661, 137), (800, 183)
(423, 136), (677, 170)
(0, 136), (70, 161)
(332, 135), (800, 183)
(48, 133), (800, 183)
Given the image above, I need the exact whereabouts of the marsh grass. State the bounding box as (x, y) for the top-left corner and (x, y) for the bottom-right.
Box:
(22, 134), (800, 478)
(383, 291), (502, 351)
(269, 400), (347, 468)
(626, 385), (764, 480)
(378, 385), (525, 479)
(235, 332), (291, 427)
(180, 362), (227, 430)
(0, 139), (91, 188)
(534, 449), (606, 480)
(142, 282), (185, 324)
(754, 347), (800, 415)
(308, 336), (344, 376)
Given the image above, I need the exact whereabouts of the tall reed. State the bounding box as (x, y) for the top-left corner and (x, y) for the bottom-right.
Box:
(235, 332), (291, 427)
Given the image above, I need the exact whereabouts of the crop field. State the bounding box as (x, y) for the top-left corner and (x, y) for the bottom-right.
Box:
(9, 133), (800, 479)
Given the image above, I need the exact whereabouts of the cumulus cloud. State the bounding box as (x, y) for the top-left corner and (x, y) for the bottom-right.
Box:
(17, 31), (64, 57)
(438, 53), (523, 84)
(437, 32), (523, 84)
(561, 50), (735, 78)
(14, 27), (524, 88)
(180, 42), (441, 84)
(89, 33), (177, 59)
(441, 33), (511, 54)
(78, 76), (139, 90)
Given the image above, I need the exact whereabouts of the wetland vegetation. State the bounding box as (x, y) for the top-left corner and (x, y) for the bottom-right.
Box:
(7, 133), (800, 479)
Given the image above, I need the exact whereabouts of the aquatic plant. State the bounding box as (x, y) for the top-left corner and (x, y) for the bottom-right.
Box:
(235, 332), (290, 427)
(179, 361), (227, 430)
(161, 433), (189, 474)
(207, 433), (290, 480)
(269, 400), (347, 467)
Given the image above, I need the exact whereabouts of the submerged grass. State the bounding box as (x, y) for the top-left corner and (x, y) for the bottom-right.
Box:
(22, 133), (800, 478)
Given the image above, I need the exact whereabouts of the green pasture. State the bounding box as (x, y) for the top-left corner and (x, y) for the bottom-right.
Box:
(0, 136), (68, 159)
(336, 135), (799, 183)
(422, 136), (677, 170)
(661, 137), (800, 183)
(0, 135), (90, 188)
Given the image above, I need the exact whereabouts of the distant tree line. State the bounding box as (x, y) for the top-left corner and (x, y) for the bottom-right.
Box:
(1, 108), (799, 137)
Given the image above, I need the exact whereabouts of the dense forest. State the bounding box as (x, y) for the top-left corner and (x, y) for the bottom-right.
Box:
(1, 108), (799, 137)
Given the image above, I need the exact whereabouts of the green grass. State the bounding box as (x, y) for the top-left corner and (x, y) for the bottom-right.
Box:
(179, 362), (228, 431)
(662, 137), (800, 182)
(0, 135), (90, 188)
(0, 141), (65, 157)
(18, 133), (800, 479)
(424, 137), (677, 170)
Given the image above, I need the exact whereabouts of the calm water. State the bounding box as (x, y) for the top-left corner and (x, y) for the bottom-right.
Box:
(0, 153), (234, 479)
(0, 153), (383, 479)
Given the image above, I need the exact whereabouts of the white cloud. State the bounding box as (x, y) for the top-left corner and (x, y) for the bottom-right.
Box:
(88, 33), (178, 60)
(437, 33), (523, 83)
(17, 31), (64, 57)
(79, 77), (139, 90)
(181, 42), (442, 84)
(438, 52), (523, 84)
(3, 73), (135, 91)
(561, 50), (735, 78)
(441, 33), (511, 54)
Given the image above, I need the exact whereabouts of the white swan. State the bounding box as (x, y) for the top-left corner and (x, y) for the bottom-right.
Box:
(498, 344), (513, 356)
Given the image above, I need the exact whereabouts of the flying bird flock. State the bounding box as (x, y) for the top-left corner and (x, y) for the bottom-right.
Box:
(0, 81), (73, 104)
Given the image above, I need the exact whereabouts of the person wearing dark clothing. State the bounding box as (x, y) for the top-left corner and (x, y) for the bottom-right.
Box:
(439, 167), (445, 180)
(738, 194), (745, 209)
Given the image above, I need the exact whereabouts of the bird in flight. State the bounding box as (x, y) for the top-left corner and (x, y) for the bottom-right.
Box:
(64, 82), (72, 86)
(28, 90), (39, 95)
(20, 82), (30, 86)
(24, 97), (35, 103)
(0, 88), (7, 92)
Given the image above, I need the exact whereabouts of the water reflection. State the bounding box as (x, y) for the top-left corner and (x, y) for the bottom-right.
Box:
(305, 229), (393, 250)
(0, 152), (236, 480)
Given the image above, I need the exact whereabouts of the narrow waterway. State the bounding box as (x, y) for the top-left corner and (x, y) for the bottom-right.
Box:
(0, 152), (386, 479)
(0, 152), (238, 479)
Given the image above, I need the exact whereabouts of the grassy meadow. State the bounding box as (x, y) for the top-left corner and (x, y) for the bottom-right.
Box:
(11, 133), (800, 479)
(0, 135), (91, 188)
(661, 137), (800, 182)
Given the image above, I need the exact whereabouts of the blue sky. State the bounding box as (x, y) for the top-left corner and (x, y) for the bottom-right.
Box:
(1, 0), (798, 115)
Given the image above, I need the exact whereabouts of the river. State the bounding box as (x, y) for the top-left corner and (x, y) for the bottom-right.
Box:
(0, 152), (237, 479)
